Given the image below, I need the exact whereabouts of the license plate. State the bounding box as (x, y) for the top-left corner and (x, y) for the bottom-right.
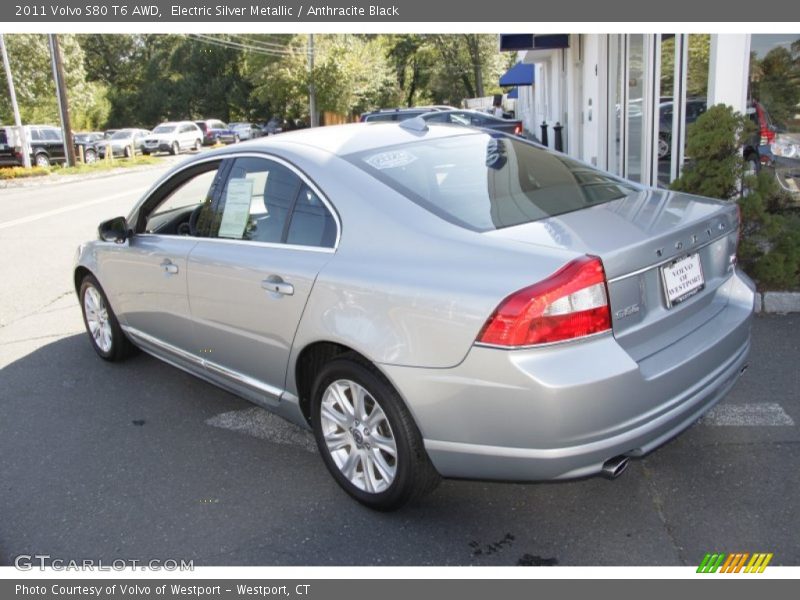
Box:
(661, 253), (705, 307)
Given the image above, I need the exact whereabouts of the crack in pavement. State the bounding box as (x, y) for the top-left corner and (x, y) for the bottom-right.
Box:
(0, 289), (74, 329)
(641, 460), (687, 565)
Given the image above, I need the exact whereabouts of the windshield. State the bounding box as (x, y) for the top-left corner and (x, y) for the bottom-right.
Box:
(153, 125), (176, 134)
(349, 133), (639, 232)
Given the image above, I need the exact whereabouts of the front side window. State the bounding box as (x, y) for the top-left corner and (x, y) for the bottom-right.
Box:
(350, 133), (639, 232)
(143, 166), (220, 235)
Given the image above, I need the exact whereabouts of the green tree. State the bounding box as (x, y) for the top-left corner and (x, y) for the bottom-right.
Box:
(670, 104), (751, 199)
(749, 45), (800, 129)
(0, 34), (109, 129)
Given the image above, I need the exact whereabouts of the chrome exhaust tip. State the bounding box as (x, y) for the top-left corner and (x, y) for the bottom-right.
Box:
(601, 455), (630, 480)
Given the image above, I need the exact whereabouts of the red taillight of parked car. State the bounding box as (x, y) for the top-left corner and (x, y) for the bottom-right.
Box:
(477, 256), (611, 347)
(756, 103), (775, 146)
(514, 123), (522, 135)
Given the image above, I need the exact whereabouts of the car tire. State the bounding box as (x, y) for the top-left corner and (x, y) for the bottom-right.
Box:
(34, 153), (50, 168)
(193, 139), (201, 151)
(84, 149), (97, 164)
(123, 146), (132, 159)
(79, 274), (137, 362)
(142, 150), (150, 156)
(170, 141), (179, 155)
(234, 134), (240, 144)
(311, 357), (440, 510)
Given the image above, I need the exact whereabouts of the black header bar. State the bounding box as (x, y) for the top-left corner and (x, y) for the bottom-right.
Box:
(2, 0), (797, 23)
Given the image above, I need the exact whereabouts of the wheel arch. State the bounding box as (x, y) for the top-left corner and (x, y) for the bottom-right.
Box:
(293, 340), (401, 426)
(73, 265), (94, 294)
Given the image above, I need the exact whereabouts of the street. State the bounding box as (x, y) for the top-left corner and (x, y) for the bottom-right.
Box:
(0, 166), (798, 566)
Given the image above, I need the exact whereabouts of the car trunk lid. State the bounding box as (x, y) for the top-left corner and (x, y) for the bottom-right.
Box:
(486, 189), (740, 361)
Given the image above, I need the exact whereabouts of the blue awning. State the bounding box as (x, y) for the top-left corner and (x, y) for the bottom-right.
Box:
(506, 87), (519, 99)
(499, 63), (534, 86)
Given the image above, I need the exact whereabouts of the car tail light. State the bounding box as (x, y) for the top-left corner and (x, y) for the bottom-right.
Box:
(756, 104), (775, 145)
(477, 256), (611, 347)
(514, 123), (522, 135)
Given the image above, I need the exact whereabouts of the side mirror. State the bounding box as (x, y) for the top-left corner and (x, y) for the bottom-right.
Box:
(98, 216), (130, 243)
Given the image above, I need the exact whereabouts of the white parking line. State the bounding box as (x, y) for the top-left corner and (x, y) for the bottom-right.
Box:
(0, 188), (145, 231)
(700, 403), (795, 426)
(206, 407), (317, 452)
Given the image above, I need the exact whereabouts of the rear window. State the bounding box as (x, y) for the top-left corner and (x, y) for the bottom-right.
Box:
(349, 133), (639, 232)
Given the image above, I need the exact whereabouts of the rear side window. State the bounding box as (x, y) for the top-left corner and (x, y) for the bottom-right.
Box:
(210, 156), (337, 248)
(349, 133), (638, 232)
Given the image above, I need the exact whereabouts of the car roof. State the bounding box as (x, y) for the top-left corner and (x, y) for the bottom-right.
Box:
(204, 122), (476, 158)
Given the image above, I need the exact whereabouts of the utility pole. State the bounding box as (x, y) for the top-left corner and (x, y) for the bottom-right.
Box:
(308, 34), (318, 128)
(48, 34), (76, 166)
(0, 34), (31, 168)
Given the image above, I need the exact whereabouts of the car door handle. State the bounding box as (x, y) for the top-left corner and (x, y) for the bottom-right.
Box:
(261, 276), (294, 296)
(160, 259), (179, 275)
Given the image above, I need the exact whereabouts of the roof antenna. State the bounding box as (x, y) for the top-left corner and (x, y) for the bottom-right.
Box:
(399, 117), (428, 133)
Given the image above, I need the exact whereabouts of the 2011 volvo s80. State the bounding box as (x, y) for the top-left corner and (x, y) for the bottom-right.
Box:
(74, 120), (755, 510)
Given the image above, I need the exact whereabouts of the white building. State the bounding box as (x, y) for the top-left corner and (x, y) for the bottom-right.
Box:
(501, 34), (754, 189)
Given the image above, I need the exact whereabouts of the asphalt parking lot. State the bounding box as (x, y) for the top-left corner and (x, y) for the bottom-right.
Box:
(0, 168), (798, 566)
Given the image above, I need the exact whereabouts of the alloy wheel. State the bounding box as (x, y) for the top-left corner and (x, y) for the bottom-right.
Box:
(319, 378), (398, 494)
(83, 285), (113, 353)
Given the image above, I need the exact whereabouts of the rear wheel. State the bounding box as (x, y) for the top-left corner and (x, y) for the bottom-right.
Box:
(34, 153), (50, 168)
(84, 148), (97, 164)
(170, 141), (179, 155)
(123, 146), (132, 158)
(193, 139), (201, 151)
(311, 357), (440, 510)
(79, 275), (136, 361)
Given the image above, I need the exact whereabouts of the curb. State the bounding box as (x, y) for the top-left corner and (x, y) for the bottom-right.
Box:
(755, 291), (800, 314)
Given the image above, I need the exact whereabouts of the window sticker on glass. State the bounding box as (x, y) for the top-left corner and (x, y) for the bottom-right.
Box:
(365, 150), (417, 170)
(218, 179), (254, 239)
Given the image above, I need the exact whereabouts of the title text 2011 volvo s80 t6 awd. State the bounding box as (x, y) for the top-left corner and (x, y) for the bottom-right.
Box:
(74, 120), (755, 509)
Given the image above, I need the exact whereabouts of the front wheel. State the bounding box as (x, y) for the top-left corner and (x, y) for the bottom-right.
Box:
(170, 141), (179, 155)
(79, 275), (136, 361)
(311, 358), (440, 510)
(84, 149), (97, 164)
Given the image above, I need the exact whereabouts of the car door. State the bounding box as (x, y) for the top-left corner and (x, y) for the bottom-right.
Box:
(98, 161), (225, 367)
(186, 155), (338, 405)
(42, 127), (66, 162)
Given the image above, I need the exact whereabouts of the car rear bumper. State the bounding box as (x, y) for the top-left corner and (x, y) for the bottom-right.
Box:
(379, 269), (755, 481)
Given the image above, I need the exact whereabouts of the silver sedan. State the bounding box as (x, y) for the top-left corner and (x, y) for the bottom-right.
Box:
(74, 120), (755, 509)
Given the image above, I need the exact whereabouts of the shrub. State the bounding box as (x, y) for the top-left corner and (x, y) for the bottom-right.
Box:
(671, 103), (799, 290)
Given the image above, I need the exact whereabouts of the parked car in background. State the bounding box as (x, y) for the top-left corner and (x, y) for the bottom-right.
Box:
(261, 117), (286, 136)
(75, 122), (753, 510)
(658, 98), (707, 159)
(142, 121), (203, 155)
(74, 132), (105, 145)
(360, 106), (450, 123)
(0, 127), (19, 166)
(98, 128), (151, 159)
(418, 109), (524, 136)
(7, 125), (66, 167)
(218, 122), (259, 144)
(195, 119), (228, 146)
